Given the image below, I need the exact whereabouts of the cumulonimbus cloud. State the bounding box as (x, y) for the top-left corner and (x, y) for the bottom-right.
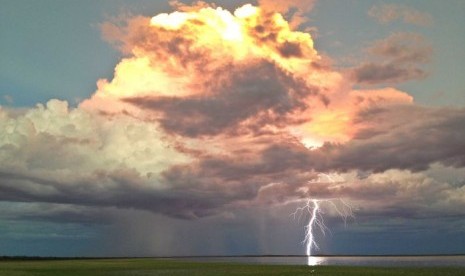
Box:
(0, 2), (463, 222)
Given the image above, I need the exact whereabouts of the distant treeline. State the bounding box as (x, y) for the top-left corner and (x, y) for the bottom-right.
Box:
(0, 256), (107, 261)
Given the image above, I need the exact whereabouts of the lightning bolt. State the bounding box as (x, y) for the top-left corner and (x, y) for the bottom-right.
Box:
(291, 174), (354, 266)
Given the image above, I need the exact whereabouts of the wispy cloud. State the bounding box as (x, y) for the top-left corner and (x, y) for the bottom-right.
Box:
(368, 3), (433, 26)
(351, 32), (432, 85)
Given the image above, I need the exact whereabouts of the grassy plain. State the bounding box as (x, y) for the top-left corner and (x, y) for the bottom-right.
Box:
(1, 258), (464, 276)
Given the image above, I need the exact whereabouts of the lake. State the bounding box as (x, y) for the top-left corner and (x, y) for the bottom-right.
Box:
(185, 255), (465, 267)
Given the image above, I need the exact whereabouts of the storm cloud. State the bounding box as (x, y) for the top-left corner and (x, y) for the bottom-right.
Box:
(1, 1), (465, 257)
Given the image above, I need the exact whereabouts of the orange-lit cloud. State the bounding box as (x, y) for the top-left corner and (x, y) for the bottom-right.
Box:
(258, 0), (316, 28)
(86, 2), (326, 106)
(83, 3), (414, 144)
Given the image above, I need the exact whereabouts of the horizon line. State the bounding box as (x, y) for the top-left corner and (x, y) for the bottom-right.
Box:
(2, 254), (465, 260)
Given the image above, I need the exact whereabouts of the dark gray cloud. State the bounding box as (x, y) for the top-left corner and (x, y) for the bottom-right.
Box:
(1, 101), (465, 221)
(251, 104), (465, 173)
(124, 61), (317, 137)
(0, 169), (227, 219)
(352, 63), (426, 85)
(0, 202), (116, 225)
(317, 105), (465, 172)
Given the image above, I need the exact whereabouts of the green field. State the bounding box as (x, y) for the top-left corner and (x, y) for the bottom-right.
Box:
(1, 259), (464, 276)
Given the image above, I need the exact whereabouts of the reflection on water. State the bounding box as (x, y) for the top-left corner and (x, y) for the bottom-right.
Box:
(307, 256), (323, 266)
(185, 255), (465, 267)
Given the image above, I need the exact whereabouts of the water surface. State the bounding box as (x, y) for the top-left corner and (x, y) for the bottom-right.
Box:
(183, 255), (465, 267)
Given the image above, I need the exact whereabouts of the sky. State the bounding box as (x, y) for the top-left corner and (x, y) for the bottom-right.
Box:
(0, 0), (465, 257)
